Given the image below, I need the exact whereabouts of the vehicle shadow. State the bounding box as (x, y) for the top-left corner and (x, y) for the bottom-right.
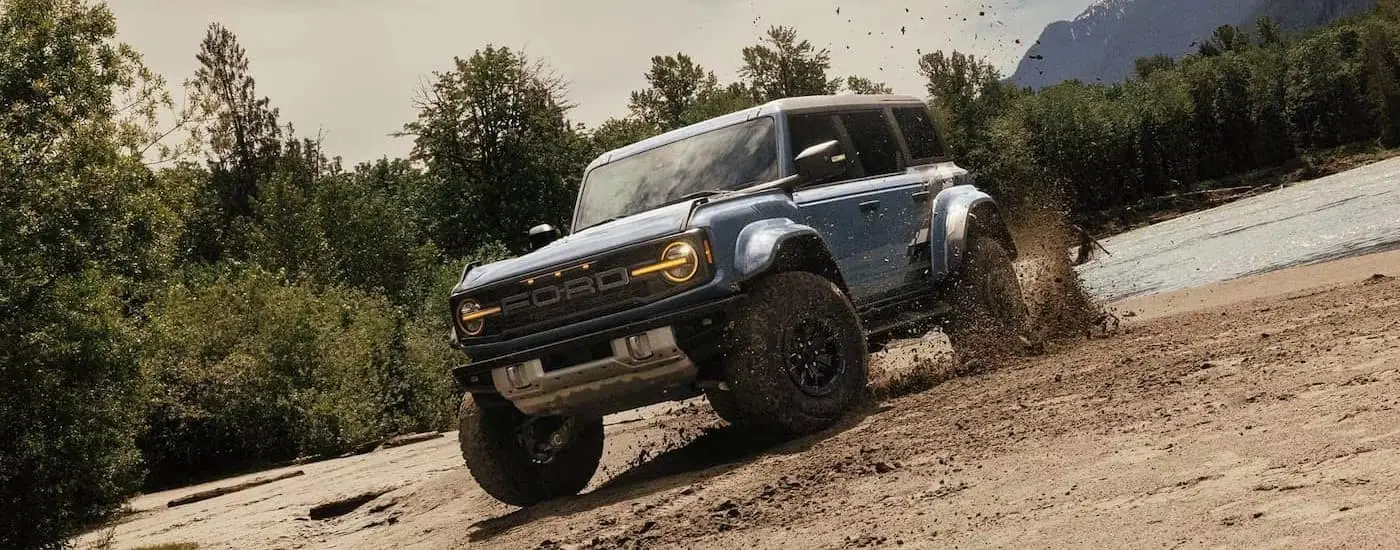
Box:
(465, 405), (878, 542)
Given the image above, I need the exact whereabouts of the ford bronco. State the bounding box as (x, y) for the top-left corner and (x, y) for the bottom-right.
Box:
(447, 94), (1033, 506)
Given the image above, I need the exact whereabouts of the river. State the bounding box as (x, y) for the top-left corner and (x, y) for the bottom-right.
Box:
(1078, 156), (1400, 301)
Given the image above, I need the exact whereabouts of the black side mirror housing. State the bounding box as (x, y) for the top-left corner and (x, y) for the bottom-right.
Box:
(528, 224), (562, 250)
(793, 140), (846, 186)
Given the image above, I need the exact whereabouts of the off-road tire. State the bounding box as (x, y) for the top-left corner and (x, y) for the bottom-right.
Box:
(457, 394), (604, 507)
(707, 272), (868, 437)
(945, 235), (1035, 361)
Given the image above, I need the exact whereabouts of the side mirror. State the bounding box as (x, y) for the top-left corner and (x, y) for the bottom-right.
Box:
(793, 140), (846, 186)
(528, 224), (562, 250)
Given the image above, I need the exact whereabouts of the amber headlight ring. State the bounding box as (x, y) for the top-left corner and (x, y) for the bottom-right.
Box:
(456, 299), (500, 336)
(660, 241), (701, 283)
(631, 239), (707, 284)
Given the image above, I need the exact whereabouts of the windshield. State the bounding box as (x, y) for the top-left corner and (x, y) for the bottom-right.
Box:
(574, 117), (778, 230)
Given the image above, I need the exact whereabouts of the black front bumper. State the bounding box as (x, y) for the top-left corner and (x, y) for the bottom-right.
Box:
(452, 296), (742, 392)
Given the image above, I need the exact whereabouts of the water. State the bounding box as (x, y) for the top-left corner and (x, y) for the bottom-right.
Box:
(1078, 156), (1400, 302)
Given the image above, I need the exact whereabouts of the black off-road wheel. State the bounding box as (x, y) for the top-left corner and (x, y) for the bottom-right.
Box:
(457, 394), (604, 507)
(944, 235), (1036, 362)
(706, 272), (868, 437)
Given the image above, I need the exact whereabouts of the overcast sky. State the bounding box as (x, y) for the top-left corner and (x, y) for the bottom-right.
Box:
(106, 0), (1086, 163)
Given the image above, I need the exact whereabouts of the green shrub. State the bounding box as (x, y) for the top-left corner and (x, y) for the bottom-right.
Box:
(1, 0), (180, 545)
(137, 268), (453, 486)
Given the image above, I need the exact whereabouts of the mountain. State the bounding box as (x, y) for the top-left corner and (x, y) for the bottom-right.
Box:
(1009, 0), (1376, 89)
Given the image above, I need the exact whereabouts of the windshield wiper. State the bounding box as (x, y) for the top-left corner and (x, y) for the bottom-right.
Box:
(662, 190), (726, 207)
(586, 191), (726, 231)
(589, 215), (627, 228)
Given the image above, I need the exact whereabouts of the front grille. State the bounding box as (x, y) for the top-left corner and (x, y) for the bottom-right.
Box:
(455, 230), (712, 341)
(502, 275), (658, 334)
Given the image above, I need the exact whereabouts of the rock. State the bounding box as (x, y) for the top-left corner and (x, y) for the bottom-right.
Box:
(1364, 273), (1394, 285)
(378, 432), (444, 450)
(309, 488), (395, 520)
(167, 470), (305, 508)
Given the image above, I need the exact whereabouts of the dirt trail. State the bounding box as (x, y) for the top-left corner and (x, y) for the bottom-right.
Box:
(83, 251), (1400, 549)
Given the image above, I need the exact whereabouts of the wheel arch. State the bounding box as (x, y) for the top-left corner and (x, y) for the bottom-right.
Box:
(733, 218), (849, 294)
(932, 186), (1017, 279)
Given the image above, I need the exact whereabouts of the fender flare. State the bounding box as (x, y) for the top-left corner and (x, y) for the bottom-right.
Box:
(732, 218), (830, 282)
(930, 186), (1015, 279)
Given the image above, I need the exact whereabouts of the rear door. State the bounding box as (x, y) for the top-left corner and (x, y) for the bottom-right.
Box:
(789, 109), (926, 306)
(890, 105), (953, 286)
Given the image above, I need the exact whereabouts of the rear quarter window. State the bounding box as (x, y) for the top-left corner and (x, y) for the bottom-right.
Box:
(894, 106), (946, 161)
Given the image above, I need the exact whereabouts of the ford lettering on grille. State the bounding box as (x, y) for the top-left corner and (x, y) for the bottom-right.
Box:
(500, 267), (631, 316)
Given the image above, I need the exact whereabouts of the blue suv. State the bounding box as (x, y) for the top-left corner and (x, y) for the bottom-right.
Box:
(448, 94), (1032, 506)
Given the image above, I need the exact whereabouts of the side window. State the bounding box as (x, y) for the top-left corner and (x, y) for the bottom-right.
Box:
(893, 107), (946, 161)
(787, 113), (861, 182)
(838, 111), (903, 177)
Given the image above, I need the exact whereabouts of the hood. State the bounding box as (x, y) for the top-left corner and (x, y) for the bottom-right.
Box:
(453, 201), (696, 293)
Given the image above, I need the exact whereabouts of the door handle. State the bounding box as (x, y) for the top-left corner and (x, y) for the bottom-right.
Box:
(911, 190), (931, 202)
(858, 200), (881, 213)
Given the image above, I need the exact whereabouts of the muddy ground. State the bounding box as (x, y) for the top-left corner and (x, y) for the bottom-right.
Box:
(83, 250), (1400, 549)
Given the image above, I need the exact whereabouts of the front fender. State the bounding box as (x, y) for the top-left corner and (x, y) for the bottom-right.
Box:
(931, 185), (1002, 279)
(732, 218), (822, 281)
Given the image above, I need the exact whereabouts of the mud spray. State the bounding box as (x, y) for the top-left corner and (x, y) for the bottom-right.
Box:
(868, 195), (1107, 401)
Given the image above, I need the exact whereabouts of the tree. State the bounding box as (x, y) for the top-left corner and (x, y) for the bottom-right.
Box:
(1359, 20), (1400, 145)
(1256, 16), (1285, 47)
(740, 26), (840, 101)
(1245, 46), (1297, 166)
(186, 23), (284, 262)
(139, 270), (450, 486)
(844, 76), (893, 95)
(1183, 54), (1256, 177)
(1285, 29), (1369, 148)
(1379, 0), (1400, 22)
(628, 53), (719, 131)
(1134, 55), (1176, 79)
(403, 46), (590, 254)
(0, 0), (179, 546)
(918, 50), (1016, 166)
(919, 51), (1004, 119)
(246, 136), (335, 281)
(316, 158), (440, 304)
(687, 81), (761, 120)
(1198, 25), (1252, 57)
(592, 116), (659, 153)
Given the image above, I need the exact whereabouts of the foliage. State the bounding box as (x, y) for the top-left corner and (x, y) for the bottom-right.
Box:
(138, 269), (456, 486)
(1134, 54), (1176, 79)
(844, 76), (893, 95)
(627, 53), (724, 131)
(183, 23), (283, 263)
(918, 50), (1021, 180)
(592, 116), (660, 153)
(10, 3), (1400, 546)
(0, 0), (175, 546)
(404, 46), (591, 255)
(936, 10), (1400, 228)
(740, 26), (841, 101)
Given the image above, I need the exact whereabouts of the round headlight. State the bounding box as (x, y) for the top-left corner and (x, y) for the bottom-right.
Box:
(457, 299), (486, 335)
(661, 242), (699, 283)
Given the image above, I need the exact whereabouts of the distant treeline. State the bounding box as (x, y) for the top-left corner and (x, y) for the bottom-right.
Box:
(5, 0), (1400, 547)
(945, 4), (1400, 225)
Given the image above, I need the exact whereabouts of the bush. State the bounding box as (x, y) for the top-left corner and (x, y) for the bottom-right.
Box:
(1, 0), (179, 545)
(137, 269), (455, 486)
(1, 272), (147, 549)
